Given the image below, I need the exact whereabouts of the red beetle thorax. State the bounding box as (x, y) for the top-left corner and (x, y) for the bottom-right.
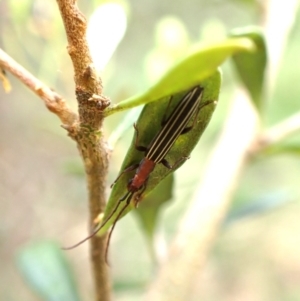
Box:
(128, 158), (156, 191)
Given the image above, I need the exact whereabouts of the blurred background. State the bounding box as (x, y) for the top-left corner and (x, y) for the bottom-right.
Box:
(1, 0), (300, 300)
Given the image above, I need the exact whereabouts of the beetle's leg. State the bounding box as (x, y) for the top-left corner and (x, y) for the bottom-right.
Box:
(181, 100), (214, 134)
(110, 163), (139, 188)
(161, 156), (190, 170)
(133, 178), (149, 208)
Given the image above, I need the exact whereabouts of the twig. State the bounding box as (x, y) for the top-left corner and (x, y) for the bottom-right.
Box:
(144, 89), (259, 301)
(0, 48), (77, 127)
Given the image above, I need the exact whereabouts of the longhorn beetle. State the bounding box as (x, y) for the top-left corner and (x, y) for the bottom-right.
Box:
(64, 85), (213, 259)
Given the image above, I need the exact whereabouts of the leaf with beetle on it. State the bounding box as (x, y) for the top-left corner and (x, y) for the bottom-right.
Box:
(98, 70), (221, 235)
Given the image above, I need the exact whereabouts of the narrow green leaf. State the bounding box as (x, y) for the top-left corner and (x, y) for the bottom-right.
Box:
(104, 37), (254, 116)
(99, 70), (221, 235)
(230, 27), (267, 110)
(16, 241), (81, 301)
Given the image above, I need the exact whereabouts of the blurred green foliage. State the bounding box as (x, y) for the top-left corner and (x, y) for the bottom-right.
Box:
(1, 0), (300, 301)
(17, 241), (81, 301)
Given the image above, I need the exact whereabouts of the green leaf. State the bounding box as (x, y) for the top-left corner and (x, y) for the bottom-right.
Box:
(104, 37), (254, 116)
(16, 241), (81, 301)
(229, 27), (267, 110)
(99, 70), (221, 235)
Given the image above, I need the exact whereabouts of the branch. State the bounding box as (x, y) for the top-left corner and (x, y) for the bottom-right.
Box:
(54, 1), (112, 300)
(1, 2), (112, 297)
(0, 48), (77, 127)
(2, 0), (111, 299)
(144, 89), (259, 301)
